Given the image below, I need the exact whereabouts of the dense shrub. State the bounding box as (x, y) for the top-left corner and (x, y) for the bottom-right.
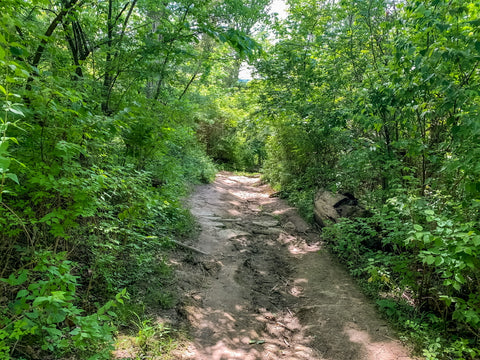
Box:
(323, 194), (480, 359)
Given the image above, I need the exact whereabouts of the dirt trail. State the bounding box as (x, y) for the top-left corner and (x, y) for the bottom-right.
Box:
(172, 172), (417, 360)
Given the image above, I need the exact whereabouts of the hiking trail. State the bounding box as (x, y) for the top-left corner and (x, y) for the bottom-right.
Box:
(170, 172), (417, 359)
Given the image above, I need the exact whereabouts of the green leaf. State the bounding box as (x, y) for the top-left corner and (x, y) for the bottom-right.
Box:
(455, 273), (465, 284)
(8, 137), (19, 145)
(413, 224), (423, 231)
(0, 140), (8, 153)
(249, 339), (265, 344)
(32, 296), (50, 306)
(0, 85), (6, 95)
(439, 295), (454, 307)
(6, 106), (24, 117)
(473, 236), (480, 246)
(16, 289), (29, 298)
(425, 255), (435, 265)
(26, 311), (39, 319)
(9, 46), (22, 57)
(5, 173), (19, 184)
(1, 269), (28, 286)
(51, 291), (66, 300)
(0, 156), (11, 171)
(45, 326), (63, 337)
(47, 310), (67, 324)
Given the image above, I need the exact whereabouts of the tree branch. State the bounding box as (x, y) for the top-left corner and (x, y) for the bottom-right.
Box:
(30, 0), (80, 68)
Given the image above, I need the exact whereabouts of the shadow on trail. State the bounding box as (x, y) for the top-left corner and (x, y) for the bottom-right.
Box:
(178, 172), (415, 360)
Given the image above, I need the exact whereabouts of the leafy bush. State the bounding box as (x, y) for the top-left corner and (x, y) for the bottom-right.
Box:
(323, 194), (480, 359)
(195, 88), (266, 172)
(0, 251), (127, 359)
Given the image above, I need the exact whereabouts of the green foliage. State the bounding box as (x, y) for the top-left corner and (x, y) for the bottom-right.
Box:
(114, 312), (182, 360)
(252, 1), (480, 356)
(5, 0), (480, 357)
(0, 251), (127, 359)
(0, 0), (258, 357)
(323, 193), (480, 358)
(401, 198), (480, 337)
(196, 86), (266, 171)
(132, 315), (178, 356)
(0, 30), (26, 202)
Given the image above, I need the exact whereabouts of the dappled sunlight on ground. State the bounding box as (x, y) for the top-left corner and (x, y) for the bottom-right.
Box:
(276, 231), (322, 256)
(183, 303), (322, 360)
(345, 324), (414, 360)
(113, 336), (137, 359)
(163, 172), (418, 360)
(230, 190), (270, 199)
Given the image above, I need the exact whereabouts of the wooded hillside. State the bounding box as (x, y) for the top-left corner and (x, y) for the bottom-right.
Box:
(1, 0), (479, 359)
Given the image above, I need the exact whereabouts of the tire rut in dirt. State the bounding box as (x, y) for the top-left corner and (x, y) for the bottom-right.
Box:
(234, 240), (295, 313)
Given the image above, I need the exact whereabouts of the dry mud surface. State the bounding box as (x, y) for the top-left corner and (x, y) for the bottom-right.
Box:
(171, 172), (417, 360)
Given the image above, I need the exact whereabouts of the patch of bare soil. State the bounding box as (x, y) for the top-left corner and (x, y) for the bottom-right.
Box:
(169, 172), (418, 359)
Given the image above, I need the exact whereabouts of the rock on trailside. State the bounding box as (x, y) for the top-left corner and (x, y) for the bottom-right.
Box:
(172, 172), (418, 360)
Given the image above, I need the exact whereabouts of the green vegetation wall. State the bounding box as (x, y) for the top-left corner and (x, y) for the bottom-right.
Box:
(252, 0), (480, 358)
(0, 0), (267, 358)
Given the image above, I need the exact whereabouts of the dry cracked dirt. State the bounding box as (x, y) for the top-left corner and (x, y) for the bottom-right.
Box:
(160, 172), (419, 359)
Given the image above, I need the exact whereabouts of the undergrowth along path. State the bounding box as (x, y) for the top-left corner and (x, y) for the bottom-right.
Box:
(173, 172), (418, 360)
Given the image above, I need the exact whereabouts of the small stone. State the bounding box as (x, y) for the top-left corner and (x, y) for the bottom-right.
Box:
(217, 229), (251, 239)
(252, 220), (280, 227)
(211, 222), (226, 228)
(252, 228), (283, 235)
(283, 221), (296, 232)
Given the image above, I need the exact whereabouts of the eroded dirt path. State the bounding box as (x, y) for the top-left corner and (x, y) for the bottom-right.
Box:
(172, 172), (416, 360)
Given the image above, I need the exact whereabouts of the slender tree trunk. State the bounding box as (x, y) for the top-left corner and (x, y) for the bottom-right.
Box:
(153, 4), (192, 101)
(102, 0), (138, 114)
(102, 0), (114, 114)
(26, 0), (81, 91)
